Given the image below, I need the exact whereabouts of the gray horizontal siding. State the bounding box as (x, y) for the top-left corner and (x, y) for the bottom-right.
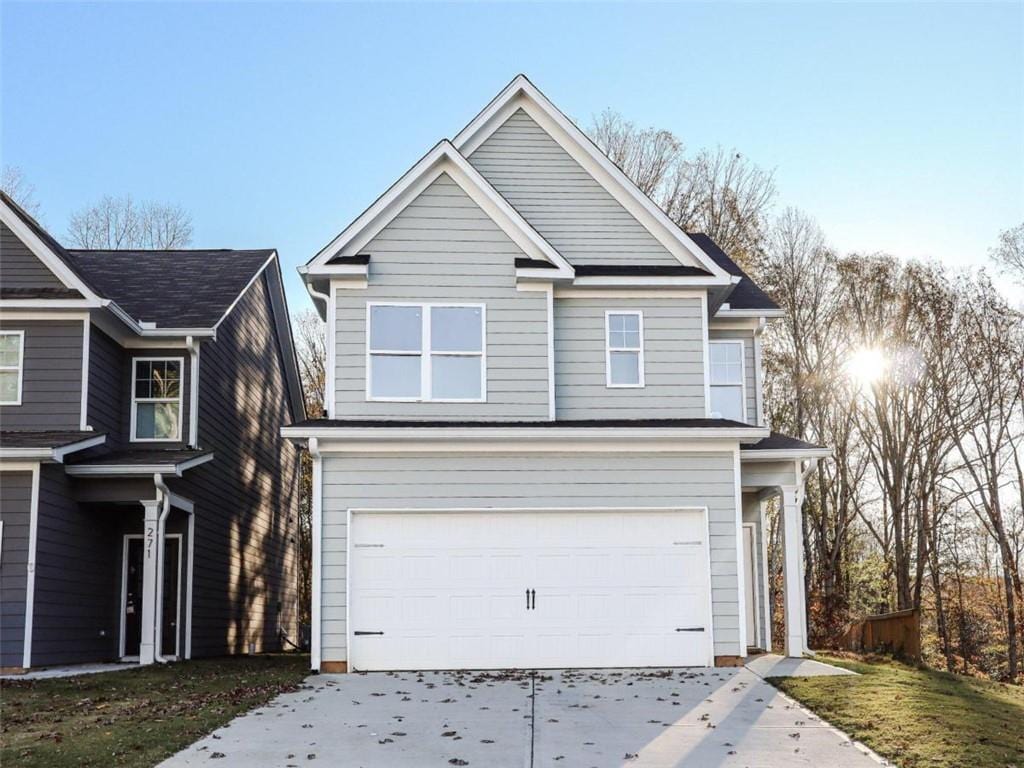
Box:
(335, 173), (549, 420)
(742, 460), (799, 489)
(87, 326), (126, 449)
(0, 470), (32, 668)
(0, 319), (83, 430)
(555, 296), (705, 419)
(709, 328), (757, 424)
(468, 109), (677, 266)
(0, 223), (66, 289)
(320, 451), (741, 661)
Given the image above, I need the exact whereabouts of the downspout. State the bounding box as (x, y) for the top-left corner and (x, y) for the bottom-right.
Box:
(186, 336), (200, 448)
(153, 473), (173, 664)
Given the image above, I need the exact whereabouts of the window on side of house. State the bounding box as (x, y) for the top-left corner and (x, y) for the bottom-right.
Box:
(367, 303), (485, 402)
(131, 358), (183, 441)
(0, 331), (25, 406)
(709, 340), (745, 422)
(606, 311), (644, 388)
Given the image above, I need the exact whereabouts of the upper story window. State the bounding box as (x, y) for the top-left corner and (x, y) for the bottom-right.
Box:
(367, 303), (486, 402)
(131, 358), (183, 441)
(709, 340), (745, 422)
(0, 331), (25, 406)
(606, 311), (644, 388)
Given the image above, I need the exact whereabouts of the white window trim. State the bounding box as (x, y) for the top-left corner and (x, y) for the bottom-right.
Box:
(130, 357), (185, 443)
(605, 310), (645, 389)
(366, 302), (487, 403)
(0, 330), (25, 406)
(709, 339), (747, 422)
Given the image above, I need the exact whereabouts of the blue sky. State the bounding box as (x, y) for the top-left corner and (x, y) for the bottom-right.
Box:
(3, 2), (1022, 313)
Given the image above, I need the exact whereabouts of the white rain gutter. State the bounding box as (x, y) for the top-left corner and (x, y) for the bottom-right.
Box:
(152, 473), (173, 664)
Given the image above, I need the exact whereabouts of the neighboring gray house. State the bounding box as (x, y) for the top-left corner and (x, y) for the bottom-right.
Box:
(284, 76), (830, 673)
(0, 192), (304, 673)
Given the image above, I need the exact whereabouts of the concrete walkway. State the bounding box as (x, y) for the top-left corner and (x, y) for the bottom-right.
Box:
(745, 654), (857, 678)
(161, 667), (884, 767)
(0, 662), (140, 681)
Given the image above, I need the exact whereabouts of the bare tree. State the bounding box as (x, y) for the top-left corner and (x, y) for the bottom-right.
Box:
(588, 112), (776, 267)
(990, 223), (1024, 283)
(67, 194), (193, 249)
(1, 166), (41, 216)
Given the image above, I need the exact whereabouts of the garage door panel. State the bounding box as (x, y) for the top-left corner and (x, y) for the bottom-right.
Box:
(349, 509), (712, 671)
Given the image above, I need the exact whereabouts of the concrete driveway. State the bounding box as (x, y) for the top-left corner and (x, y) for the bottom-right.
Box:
(161, 667), (884, 767)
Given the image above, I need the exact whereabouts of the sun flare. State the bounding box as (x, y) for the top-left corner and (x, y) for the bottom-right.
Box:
(847, 346), (888, 386)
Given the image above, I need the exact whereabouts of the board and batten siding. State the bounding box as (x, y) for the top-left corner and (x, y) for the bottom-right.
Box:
(467, 109), (677, 267)
(554, 296), (706, 419)
(708, 328), (757, 425)
(319, 451), (742, 662)
(0, 222), (68, 289)
(334, 173), (549, 420)
(0, 319), (83, 430)
(0, 470), (32, 668)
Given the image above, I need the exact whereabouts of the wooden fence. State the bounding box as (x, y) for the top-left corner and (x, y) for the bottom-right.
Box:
(837, 608), (921, 661)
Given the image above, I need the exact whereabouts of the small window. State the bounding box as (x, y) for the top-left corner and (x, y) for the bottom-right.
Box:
(606, 311), (644, 388)
(131, 358), (183, 441)
(710, 341), (745, 422)
(368, 304), (485, 401)
(0, 331), (25, 406)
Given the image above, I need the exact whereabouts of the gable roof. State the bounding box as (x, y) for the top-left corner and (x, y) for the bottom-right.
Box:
(66, 248), (275, 328)
(453, 75), (731, 282)
(303, 140), (574, 279)
(688, 233), (781, 313)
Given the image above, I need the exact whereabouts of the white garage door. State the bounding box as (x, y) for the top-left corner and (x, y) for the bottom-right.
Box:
(348, 509), (712, 671)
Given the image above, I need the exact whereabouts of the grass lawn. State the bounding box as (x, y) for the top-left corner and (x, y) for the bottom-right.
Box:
(1, 653), (309, 768)
(770, 655), (1024, 768)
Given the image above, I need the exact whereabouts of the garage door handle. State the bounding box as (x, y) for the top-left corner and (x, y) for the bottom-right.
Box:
(530, 589), (536, 610)
(354, 631), (384, 636)
(675, 627), (704, 632)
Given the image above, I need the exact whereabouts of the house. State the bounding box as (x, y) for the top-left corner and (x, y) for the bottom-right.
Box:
(0, 192), (304, 672)
(283, 75), (830, 673)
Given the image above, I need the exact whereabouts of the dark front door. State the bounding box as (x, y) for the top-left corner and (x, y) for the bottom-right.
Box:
(123, 537), (144, 657)
(122, 535), (181, 658)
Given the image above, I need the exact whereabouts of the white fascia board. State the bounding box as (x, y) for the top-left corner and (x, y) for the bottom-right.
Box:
(0, 433), (106, 462)
(304, 140), (574, 278)
(0, 299), (104, 311)
(715, 308), (786, 319)
(0, 202), (103, 301)
(740, 448), (833, 462)
(452, 76), (731, 281)
(281, 425), (769, 444)
(0, 448), (51, 460)
(52, 434), (107, 462)
(571, 275), (730, 288)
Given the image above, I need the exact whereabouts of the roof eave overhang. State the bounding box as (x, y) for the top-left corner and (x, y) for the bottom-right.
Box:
(740, 448), (832, 463)
(0, 433), (107, 463)
(715, 308), (785, 319)
(65, 452), (214, 478)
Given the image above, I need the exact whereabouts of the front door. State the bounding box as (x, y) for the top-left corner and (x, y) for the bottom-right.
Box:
(121, 535), (181, 659)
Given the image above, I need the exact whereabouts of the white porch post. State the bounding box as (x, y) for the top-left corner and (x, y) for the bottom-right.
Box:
(780, 485), (806, 658)
(139, 500), (161, 665)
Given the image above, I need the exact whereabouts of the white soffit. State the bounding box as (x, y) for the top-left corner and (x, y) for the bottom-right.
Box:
(305, 140), (573, 278)
(453, 75), (731, 283)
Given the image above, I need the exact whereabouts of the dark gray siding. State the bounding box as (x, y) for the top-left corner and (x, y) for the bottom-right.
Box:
(86, 326), (127, 449)
(172, 272), (300, 656)
(0, 319), (83, 430)
(0, 222), (66, 289)
(0, 470), (32, 668)
(29, 465), (120, 666)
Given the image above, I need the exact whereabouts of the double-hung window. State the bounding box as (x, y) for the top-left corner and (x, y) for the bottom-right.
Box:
(709, 340), (746, 422)
(131, 358), (183, 441)
(367, 303), (485, 401)
(0, 331), (24, 406)
(606, 311), (644, 387)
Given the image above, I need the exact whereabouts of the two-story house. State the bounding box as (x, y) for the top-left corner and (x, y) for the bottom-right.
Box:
(284, 76), (829, 673)
(0, 192), (304, 673)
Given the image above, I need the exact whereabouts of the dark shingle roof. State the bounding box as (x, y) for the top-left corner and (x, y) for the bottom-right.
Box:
(66, 249), (274, 328)
(0, 430), (104, 449)
(687, 232), (779, 311)
(287, 418), (759, 430)
(573, 264), (712, 277)
(741, 432), (827, 452)
(67, 448), (212, 467)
